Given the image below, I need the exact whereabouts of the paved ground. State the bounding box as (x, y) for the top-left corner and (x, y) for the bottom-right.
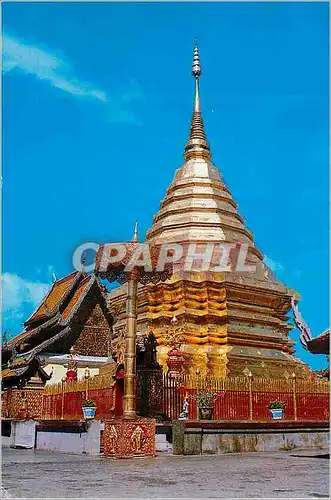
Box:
(1, 447), (329, 499)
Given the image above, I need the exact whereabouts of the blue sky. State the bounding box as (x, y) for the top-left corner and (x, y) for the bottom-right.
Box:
(2, 2), (329, 370)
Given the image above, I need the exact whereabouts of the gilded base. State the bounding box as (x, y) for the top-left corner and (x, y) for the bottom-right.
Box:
(103, 418), (156, 459)
(109, 272), (311, 381)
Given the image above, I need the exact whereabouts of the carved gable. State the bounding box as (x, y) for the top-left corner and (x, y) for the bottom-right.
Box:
(72, 302), (112, 357)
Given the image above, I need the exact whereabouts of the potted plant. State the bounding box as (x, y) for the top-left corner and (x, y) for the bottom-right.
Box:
(82, 400), (97, 419)
(195, 390), (217, 420)
(268, 401), (285, 420)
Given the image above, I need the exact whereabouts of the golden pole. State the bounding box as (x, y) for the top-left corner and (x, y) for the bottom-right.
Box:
(61, 377), (65, 420)
(122, 270), (138, 419)
(292, 372), (297, 421)
(248, 372), (253, 421)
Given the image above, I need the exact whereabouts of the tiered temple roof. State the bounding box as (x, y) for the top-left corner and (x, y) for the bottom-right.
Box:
(4, 272), (113, 360)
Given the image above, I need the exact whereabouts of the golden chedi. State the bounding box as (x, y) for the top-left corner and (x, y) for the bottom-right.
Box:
(109, 43), (310, 380)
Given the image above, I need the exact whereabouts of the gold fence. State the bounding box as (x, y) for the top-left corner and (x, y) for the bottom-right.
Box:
(175, 374), (330, 393)
(164, 374), (330, 421)
(42, 372), (116, 420)
(43, 372), (115, 396)
(4, 373), (328, 422)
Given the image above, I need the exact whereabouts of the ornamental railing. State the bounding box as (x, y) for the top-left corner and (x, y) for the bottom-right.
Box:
(3, 372), (329, 422)
(162, 373), (330, 421)
(42, 374), (116, 420)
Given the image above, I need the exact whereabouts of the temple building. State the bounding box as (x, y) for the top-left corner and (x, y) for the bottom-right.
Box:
(108, 44), (310, 379)
(2, 271), (114, 387)
(3, 44), (315, 385)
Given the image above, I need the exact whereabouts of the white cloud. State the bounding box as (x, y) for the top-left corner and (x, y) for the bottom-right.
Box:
(3, 35), (107, 102)
(2, 272), (50, 313)
(2, 34), (107, 102)
(3, 34), (142, 124)
(263, 256), (284, 273)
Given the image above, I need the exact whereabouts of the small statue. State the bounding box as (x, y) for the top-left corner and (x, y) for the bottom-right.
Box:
(108, 425), (118, 454)
(117, 337), (125, 365)
(19, 391), (28, 419)
(131, 425), (145, 453)
(178, 396), (189, 420)
(143, 332), (159, 369)
(112, 331), (126, 365)
(66, 347), (78, 381)
(165, 315), (185, 350)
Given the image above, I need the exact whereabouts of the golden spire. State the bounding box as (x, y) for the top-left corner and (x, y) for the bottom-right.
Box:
(184, 41), (211, 161)
(132, 220), (138, 242)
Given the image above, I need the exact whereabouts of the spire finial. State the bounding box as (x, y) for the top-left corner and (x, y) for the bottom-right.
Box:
(184, 41), (211, 162)
(192, 40), (201, 79)
(132, 220), (138, 243)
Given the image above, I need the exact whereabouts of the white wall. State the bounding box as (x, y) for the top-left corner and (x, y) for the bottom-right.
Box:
(36, 420), (102, 455)
(44, 364), (100, 385)
(10, 420), (37, 449)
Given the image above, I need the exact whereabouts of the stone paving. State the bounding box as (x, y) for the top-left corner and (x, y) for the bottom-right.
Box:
(1, 447), (329, 499)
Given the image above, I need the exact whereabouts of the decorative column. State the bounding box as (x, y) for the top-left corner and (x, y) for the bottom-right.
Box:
(95, 223), (173, 458)
(123, 270), (139, 419)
